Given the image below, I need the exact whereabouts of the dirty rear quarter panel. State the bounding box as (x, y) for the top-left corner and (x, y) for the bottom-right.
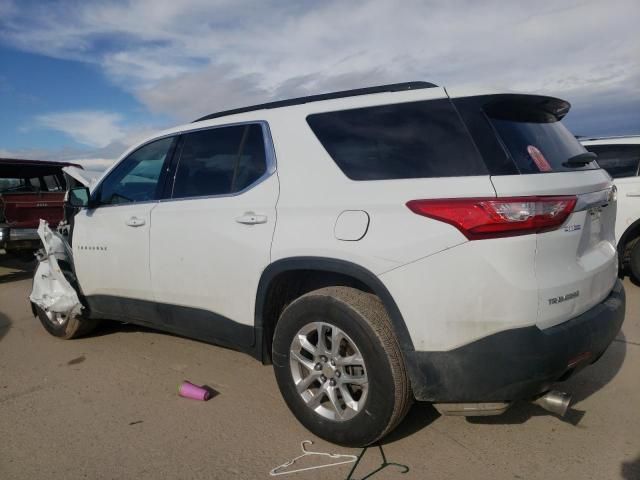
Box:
(378, 235), (538, 351)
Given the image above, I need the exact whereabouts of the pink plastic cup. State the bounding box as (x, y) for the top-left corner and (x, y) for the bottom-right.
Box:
(179, 381), (212, 401)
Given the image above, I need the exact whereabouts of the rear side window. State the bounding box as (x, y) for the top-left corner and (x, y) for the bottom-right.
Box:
(0, 176), (54, 192)
(0, 178), (26, 192)
(485, 99), (596, 174)
(172, 124), (267, 199)
(584, 144), (640, 178)
(43, 174), (63, 191)
(306, 99), (486, 180)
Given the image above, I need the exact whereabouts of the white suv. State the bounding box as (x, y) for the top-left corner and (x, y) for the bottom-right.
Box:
(581, 136), (640, 282)
(30, 82), (625, 446)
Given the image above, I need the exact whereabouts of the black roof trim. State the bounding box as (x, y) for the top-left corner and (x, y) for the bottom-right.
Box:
(0, 158), (82, 169)
(193, 81), (438, 123)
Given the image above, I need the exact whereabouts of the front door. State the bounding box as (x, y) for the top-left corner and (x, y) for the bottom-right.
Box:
(73, 136), (177, 321)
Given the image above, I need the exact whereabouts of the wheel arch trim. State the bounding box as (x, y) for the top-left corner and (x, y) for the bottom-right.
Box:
(254, 256), (416, 360)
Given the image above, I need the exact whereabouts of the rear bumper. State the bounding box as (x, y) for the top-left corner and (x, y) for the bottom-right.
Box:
(405, 279), (625, 402)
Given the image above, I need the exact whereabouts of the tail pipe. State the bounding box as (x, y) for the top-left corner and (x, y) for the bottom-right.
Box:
(533, 391), (572, 417)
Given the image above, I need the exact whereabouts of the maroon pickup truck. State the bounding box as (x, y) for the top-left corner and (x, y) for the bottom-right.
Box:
(0, 158), (82, 255)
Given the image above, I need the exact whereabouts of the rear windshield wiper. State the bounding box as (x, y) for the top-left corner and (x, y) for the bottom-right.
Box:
(564, 152), (597, 167)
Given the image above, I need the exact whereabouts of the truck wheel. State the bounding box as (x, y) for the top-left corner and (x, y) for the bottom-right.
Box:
(35, 305), (98, 339)
(629, 239), (640, 284)
(272, 286), (412, 447)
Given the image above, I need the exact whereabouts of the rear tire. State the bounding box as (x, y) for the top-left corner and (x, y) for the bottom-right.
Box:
(272, 286), (412, 447)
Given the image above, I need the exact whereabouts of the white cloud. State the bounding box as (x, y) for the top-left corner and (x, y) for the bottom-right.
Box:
(1, 0), (638, 138)
(35, 111), (126, 148)
(6, 109), (161, 163)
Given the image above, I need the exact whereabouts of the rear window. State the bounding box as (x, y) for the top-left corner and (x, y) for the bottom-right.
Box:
(306, 99), (486, 180)
(584, 144), (640, 178)
(0, 178), (24, 192)
(486, 100), (596, 174)
(0, 175), (63, 193)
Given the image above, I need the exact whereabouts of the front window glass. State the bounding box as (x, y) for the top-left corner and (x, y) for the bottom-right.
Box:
(97, 137), (174, 205)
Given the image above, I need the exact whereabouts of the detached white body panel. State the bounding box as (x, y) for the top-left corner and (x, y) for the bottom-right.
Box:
(30, 220), (82, 317)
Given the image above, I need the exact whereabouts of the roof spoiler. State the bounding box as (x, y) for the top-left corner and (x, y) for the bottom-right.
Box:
(483, 94), (571, 122)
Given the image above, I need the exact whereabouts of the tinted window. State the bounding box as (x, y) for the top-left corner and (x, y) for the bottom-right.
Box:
(97, 137), (174, 205)
(306, 99), (486, 180)
(43, 174), (63, 191)
(0, 176), (49, 192)
(585, 144), (640, 178)
(0, 178), (27, 192)
(486, 100), (596, 174)
(172, 124), (267, 199)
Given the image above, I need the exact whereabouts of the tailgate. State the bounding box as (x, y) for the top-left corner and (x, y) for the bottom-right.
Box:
(0, 192), (65, 228)
(492, 171), (617, 328)
(476, 94), (619, 329)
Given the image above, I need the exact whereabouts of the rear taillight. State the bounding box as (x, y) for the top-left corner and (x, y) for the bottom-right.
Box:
(406, 196), (577, 240)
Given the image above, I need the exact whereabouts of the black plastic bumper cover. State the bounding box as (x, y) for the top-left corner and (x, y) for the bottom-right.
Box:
(405, 279), (625, 402)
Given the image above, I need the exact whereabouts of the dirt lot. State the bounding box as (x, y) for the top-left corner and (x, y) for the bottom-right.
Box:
(1, 257), (638, 480)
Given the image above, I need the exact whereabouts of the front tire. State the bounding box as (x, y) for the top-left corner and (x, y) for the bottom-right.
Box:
(32, 265), (98, 339)
(272, 286), (412, 447)
(35, 305), (98, 339)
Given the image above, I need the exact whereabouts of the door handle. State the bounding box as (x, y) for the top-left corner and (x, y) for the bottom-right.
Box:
(235, 212), (268, 225)
(626, 193), (640, 197)
(126, 216), (146, 227)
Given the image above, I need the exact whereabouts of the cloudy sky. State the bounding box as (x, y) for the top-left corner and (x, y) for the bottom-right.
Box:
(0, 0), (638, 170)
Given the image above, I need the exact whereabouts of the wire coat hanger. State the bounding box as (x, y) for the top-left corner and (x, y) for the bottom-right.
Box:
(269, 440), (358, 476)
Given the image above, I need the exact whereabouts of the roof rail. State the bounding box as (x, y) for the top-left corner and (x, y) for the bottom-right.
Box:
(193, 81), (438, 123)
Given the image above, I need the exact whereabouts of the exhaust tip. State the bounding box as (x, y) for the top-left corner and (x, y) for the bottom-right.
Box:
(533, 390), (572, 417)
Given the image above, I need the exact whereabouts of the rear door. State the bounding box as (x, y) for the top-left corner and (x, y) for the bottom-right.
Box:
(149, 122), (278, 347)
(73, 136), (176, 319)
(465, 95), (617, 328)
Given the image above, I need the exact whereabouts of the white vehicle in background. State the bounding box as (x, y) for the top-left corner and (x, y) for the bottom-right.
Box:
(30, 82), (625, 446)
(581, 136), (640, 282)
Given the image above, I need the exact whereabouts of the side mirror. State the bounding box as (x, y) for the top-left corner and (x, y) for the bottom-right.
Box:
(67, 186), (90, 208)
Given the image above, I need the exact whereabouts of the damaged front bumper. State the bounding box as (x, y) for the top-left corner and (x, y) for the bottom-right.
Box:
(29, 220), (82, 318)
